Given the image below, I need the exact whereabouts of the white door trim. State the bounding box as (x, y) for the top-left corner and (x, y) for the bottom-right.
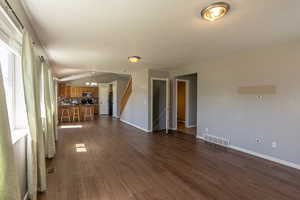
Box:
(175, 79), (190, 129)
(150, 78), (169, 133)
(111, 81), (118, 118)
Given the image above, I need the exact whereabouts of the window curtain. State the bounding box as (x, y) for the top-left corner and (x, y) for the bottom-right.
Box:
(42, 62), (56, 158)
(22, 31), (47, 200)
(0, 64), (20, 200)
(54, 80), (58, 140)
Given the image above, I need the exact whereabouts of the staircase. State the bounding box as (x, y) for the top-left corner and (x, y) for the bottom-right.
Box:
(120, 78), (132, 115)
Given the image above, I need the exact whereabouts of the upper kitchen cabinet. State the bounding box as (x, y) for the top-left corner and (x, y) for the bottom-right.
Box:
(58, 84), (71, 98)
(65, 86), (71, 97)
(93, 87), (98, 97)
(58, 84), (99, 98)
(70, 86), (78, 98)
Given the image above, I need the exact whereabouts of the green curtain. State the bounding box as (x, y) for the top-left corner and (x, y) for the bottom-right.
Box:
(0, 61), (21, 200)
(22, 31), (47, 200)
(42, 63), (56, 158)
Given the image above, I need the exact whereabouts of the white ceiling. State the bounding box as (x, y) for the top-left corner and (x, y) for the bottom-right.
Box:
(22, 0), (300, 77)
(66, 73), (130, 86)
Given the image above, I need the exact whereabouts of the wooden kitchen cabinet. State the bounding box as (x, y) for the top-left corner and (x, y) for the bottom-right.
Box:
(58, 83), (69, 97)
(70, 86), (78, 97)
(76, 87), (83, 97)
(58, 84), (99, 98)
(58, 83), (64, 97)
(65, 86), (71, 97)
(94, 105), (99, 114)
(93, 87), (98, 97)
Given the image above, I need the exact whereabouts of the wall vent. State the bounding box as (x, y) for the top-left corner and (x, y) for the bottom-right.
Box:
(203, 134), (230, 147)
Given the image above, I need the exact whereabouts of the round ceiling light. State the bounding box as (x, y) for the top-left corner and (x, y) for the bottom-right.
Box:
(128, 56), (141, 63)
(201, 2), (230, 21)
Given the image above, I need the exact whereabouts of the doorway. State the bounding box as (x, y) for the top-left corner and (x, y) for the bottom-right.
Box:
(99, 84), (109, 115)
(177, 80), (188, 129)
(99, 83), (116, 116)
(151, 78), (169, 133)
(175, 74), (197, 136)
(108, 84), (113, 116)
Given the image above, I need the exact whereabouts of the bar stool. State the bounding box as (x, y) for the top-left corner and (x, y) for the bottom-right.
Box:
(60, 108), (71, 122)
(83, 106), (94, 121)
(72, 106), (81, 122)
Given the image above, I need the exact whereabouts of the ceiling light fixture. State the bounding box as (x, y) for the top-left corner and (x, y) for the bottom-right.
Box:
(201, 2), (230, 21)
(128, 56), (141, 63)
(90, 82), (98, 86)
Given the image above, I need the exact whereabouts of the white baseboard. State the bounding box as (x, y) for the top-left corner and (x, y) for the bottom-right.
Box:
(196, 136), (204, 140)
(169, 127), (177, 131)
(23, 192), (28, 200)
(120, 119), (151, 133)
(196, 136), (300, 170)
(186, 125), (196, 128)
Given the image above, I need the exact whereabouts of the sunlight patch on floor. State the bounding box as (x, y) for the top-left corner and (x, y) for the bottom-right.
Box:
(60, 125), (83, 129)
(75, 143), (87, 152)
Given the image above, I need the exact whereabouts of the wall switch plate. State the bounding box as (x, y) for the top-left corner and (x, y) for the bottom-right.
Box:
(205, 128), (209, 132)
(272, 142), (277, 148)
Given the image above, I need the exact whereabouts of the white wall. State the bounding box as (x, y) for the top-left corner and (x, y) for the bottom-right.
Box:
(170, 40), (300, 166)
(121, 69), (170, 132)
(121, 69), (149, 131)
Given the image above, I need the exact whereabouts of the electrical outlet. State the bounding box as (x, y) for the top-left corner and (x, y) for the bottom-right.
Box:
(205, 128), (209, 132)
(272, 142), (277, 148)
(256, 138), (262, 144)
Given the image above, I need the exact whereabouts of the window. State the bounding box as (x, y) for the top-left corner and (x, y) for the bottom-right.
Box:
(0, 41), (28, 143)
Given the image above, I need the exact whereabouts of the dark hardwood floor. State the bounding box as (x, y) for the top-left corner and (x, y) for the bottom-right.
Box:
(38, 117), (300, 200)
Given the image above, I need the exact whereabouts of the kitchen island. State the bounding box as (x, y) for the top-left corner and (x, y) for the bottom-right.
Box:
(58, 104), (99, 122)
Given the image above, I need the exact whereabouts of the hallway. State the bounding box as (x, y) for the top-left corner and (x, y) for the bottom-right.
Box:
(38, 117), (300, 200)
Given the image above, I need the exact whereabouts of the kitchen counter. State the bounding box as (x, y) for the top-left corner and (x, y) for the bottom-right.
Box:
(58, 104), (99, 122)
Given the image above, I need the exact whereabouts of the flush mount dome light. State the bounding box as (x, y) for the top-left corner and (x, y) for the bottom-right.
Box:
(201, 2), (230, 21)
(128, 56), (141, 63)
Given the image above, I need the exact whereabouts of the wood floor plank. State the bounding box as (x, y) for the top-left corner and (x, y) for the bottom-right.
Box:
(38, 117), (300, 200)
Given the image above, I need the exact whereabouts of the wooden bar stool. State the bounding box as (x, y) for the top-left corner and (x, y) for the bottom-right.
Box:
(72, 106), (81, 122)
(60, 108), (71, 122)
(83, 106), (94, 121)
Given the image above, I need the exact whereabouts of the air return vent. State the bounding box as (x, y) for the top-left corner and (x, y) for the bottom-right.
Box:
(203, 134), (230, 147)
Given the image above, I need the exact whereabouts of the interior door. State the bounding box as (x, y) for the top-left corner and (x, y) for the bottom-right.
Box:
(166, 79), (169, 133)
(112, 81), (118, 117)
(99, 84), (109, 115)
(152, 79), (169, 133)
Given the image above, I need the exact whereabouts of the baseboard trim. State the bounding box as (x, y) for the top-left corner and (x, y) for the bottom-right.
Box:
(196, 136), (300, 170)
(120, 119), (151, 133)
(23, 192), (28, 200)
(169, 127), (177, 131)
(186, 125), (196, 128)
